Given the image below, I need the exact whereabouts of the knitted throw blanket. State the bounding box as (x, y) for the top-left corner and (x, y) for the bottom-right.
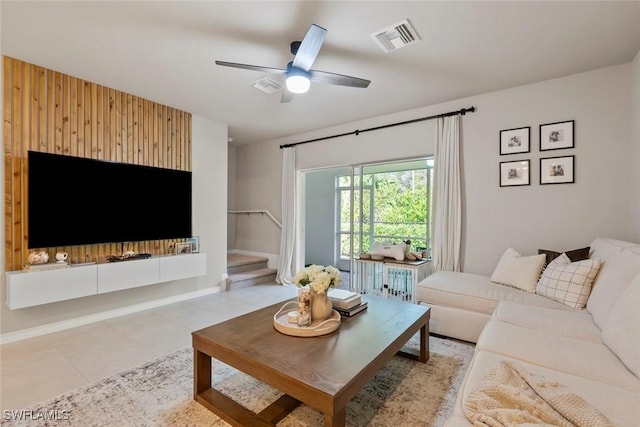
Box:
(463, 360), (614, 426)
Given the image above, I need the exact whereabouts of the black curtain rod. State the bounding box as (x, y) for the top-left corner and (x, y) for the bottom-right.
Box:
(280, 106), (475, 149)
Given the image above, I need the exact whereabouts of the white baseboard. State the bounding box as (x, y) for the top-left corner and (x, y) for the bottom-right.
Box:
(228, 249), (280, 270)
(0, 286), (223, 345)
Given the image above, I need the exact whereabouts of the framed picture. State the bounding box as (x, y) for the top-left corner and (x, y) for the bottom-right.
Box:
(500, 159), (530, 187)
(176, 242), (192, 254)
(540, 155), (575, 185)
(499, 126), (530, 155)
(187, 236), (200, 253)
(540, 120), (574, 151)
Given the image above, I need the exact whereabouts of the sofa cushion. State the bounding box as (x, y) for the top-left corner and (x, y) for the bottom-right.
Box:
(586, 245), (640, 328)
(476, 319), (640, 392)
(601, 273), (640, 378)
(535, 254), (601, 309)
(538, 246), (590, 266)
(493, 302), (601, 343)
(416, 271), (571, 317)
(490, 248), (546, 293)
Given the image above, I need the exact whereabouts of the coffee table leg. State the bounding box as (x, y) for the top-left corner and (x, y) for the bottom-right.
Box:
(419, 323), (429, 363)
(324, 407), (345, 427)
(194, 348), (211, 399)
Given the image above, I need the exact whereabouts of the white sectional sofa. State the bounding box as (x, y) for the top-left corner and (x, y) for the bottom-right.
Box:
(416, 238), (640, 426)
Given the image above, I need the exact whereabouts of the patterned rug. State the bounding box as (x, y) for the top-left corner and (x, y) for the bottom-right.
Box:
(2, 335), (474, 427)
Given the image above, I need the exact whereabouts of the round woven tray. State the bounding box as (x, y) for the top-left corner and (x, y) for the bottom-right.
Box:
(273, 301), (341, 337)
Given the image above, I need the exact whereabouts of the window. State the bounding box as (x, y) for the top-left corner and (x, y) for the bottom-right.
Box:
(337, 158), (433, 264)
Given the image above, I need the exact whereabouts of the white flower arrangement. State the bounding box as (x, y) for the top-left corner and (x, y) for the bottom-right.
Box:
(293, 264), (341, 294)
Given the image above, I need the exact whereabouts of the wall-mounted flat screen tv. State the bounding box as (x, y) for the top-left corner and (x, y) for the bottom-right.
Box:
(28, 151), (192, 248)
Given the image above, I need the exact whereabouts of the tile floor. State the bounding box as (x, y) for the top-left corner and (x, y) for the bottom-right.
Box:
(0, 282), (299, 411)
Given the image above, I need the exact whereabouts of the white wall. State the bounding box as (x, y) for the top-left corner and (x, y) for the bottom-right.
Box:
(631, 50), (640, 242)
(227, 143), (237, 249)
(235, 64), (634, 275)
(233, 141), (282, 254)
(0, 114), (228, 336)
(304, 167), (350, 266)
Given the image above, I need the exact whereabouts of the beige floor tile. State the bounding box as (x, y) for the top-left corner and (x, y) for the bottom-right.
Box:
(75, 345), (157, 383)
(103, 311), (191, 348)
(0, 284), (296, 411)
(147, 334), (192, 357)
(1, 348), (86, 411)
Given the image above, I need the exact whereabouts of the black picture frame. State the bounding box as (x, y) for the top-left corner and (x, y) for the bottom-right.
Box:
(500, 159), (530, 187)
(540, 120), (574, 151)
(499, 126), (530, 155)
(540, 155), (575, 185)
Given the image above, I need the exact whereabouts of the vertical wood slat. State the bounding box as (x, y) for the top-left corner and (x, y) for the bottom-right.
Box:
(4, 58), (14, 269)
(3, 57), (192, 271)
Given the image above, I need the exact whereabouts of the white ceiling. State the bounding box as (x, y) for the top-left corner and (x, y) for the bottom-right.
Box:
(2, 1), (639, 145)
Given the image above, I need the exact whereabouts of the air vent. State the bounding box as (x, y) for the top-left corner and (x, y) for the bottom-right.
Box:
(250, 76), (283, 94)
(371, 19), (421, 53)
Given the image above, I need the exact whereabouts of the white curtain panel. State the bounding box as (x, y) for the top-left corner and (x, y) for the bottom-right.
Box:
(432, 115), (462, 272)
(276, 147), (297, 285)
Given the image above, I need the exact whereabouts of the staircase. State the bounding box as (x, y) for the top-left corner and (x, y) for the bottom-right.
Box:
(226, 253), (277, 291)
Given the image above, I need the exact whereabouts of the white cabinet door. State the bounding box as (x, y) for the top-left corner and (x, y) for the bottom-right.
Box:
(6, 265), (98, 309)
(97, 258), (161, 294)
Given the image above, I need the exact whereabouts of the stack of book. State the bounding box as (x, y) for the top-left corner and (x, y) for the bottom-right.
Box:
(328, 288), (368, 317)
(23, 262), (69, 272)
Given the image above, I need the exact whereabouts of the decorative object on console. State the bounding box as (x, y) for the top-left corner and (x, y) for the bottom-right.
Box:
(490, 248), (546, 293)
(187, 236), (200, 253)
(23, 262), (69, 272)
(176, 242), (191, 254)
(371, 241), (406, 261)
(540, 120), (574, 151)
(28, 250), (49, 265)
(294, 264), (341, 322)
(499, 126), (530, 155)
(55, 252), (68, 264)
(499, 160), (530, 187)
(535, 253), (601, 309)
(540, 155), (574, 185)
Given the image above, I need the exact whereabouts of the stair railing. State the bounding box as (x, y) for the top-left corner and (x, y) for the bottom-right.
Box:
(227, 210), (282, 229)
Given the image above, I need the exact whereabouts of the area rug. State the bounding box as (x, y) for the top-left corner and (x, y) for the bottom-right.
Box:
(2, 335), (474, 427)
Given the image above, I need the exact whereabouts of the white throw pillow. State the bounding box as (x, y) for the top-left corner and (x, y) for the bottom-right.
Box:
(536, 253), (601, 309)
(490, 248), (546, 293)
(601, 273), (640, 377)
(371, 242), (406, 261)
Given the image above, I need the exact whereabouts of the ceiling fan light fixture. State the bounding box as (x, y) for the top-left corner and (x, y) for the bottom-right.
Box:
(285, 64), (311, 94)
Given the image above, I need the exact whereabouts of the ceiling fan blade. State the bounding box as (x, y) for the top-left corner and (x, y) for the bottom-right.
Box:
(309, 70), (371, 88)
(280, 89), (294, 103)
(215, 60), (287, 75)
(292, 24), (327, 71)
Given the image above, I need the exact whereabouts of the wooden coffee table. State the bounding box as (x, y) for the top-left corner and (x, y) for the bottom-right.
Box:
(192, 295), (430, 427)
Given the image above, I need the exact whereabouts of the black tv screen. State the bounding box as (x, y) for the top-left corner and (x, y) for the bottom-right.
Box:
(28, 151), (192, 248)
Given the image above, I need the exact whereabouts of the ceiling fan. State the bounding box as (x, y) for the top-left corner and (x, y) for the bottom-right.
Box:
(215, 24), (371, 103)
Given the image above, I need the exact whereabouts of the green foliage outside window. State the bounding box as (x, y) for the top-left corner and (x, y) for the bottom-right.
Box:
(338, 166), (431, 259)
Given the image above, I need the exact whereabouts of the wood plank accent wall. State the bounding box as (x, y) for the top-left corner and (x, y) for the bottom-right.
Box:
(3, 56), (192, 271)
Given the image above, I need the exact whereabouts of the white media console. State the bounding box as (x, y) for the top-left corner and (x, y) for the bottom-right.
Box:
(5, 253), (207, 309)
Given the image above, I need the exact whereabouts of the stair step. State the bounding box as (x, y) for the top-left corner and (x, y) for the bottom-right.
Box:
(227, 267), (277, 291)
(227, 254), (269, 274)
